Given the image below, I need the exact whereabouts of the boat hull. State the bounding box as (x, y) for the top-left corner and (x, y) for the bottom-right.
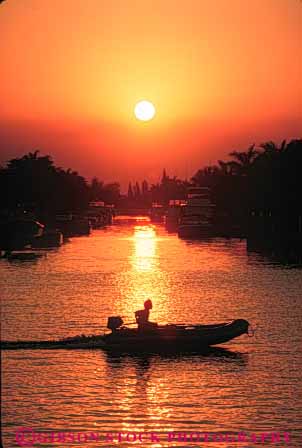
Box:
(31, 230), (63, 248)
(103, 319), (249, 352)
(178, 224), (212, 239)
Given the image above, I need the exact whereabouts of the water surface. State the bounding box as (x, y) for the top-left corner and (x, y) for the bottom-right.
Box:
(1, 218), (302, 447)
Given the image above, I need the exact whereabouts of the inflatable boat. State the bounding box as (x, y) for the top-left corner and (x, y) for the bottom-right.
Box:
(1, 319), (249, 352)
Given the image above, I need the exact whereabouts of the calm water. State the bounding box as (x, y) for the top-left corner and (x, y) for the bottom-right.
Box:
(1, 217), (302, 447)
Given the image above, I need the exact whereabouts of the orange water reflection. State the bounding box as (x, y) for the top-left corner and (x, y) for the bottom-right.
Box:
(101, 351), (248, 444)
(2, 221), (302, 448)
(132, 225), (157, 273)
(119, 224), (170, 324)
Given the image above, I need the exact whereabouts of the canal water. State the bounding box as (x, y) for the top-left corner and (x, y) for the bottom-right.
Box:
(1, 217), (302, 447)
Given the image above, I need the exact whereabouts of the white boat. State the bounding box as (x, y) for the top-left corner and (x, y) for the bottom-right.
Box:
(178, 187), (215, 238)
(165, 199), (187, 230)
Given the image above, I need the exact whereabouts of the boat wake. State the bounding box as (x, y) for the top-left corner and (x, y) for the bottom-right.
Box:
(1, 334), (106, 350)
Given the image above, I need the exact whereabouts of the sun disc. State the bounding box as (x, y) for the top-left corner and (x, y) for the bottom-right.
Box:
(134, 100), (156, 121)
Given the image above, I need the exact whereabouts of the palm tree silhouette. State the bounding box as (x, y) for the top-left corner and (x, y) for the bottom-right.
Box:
(25, 150), (40, 160)
(228, 144), (259, 175)
(217, 160), (233, 175)
(260, 140), (287, 154)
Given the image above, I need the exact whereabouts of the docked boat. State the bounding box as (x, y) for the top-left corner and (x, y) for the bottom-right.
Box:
(0, 217), (44, 254)
(178, 215), (212, 238)
(178, 186), (215, 238)
(55, 214), (91, 237)
(4, 251), (44, 261)
(150, 203), (165, 223)
(1, 319), (249, 352)
(86, 201), (114, 228)
(165, 199), (187, 231)
(31, 229), (63, 248)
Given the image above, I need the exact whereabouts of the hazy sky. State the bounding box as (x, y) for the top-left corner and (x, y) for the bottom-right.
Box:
(0, 0), (301, 188)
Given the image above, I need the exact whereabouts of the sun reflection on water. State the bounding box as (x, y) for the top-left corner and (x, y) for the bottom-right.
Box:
(118, 224), (170, 324)
(104, 354), (175, 437)
(132, 225), (157, 272)
(2, 222), (302, 447)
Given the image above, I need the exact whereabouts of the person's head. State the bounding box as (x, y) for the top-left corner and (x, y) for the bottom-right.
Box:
(144, 299), (152, 310)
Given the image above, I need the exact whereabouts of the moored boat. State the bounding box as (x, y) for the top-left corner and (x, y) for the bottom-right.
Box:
(165, 199), (187, 231)
(1, 319), (249, 352)
(31, 229), (63, 248)
(0, 217), (44, 257)
(178, 215), (212, 238)
(55, 214), (91, 237)
(150, 203), (165, 223)
(178, 186), (215, 239)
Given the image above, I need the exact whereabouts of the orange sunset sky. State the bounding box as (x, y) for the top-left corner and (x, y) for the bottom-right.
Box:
(0, 0), (301, 189)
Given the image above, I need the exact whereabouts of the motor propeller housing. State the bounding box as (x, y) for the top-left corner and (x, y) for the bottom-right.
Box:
(107, 316), (124, 331)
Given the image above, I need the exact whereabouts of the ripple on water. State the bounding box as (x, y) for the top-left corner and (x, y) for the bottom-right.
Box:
(1, 225), (302, 447)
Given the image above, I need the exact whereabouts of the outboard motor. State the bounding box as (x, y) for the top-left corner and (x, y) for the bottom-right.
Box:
(107, 316), (124, 332)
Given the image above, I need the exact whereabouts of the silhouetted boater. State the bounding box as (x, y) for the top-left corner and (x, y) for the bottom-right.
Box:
(135, 299), (157, 331)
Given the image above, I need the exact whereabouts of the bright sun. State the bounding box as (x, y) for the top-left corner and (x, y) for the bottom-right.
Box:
(134, 100), (156, 121)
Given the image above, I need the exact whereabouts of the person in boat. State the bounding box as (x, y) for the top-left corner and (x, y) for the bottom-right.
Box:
(135, 299), (158, 331)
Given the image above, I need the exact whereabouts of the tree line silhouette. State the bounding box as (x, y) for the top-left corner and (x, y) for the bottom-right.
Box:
(191, 139), (302, 228)
(0, 151), (120, 222)
(0, 139), (301, 229)
(0, 151), (189, 217)
(126, 170), (189, 208)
